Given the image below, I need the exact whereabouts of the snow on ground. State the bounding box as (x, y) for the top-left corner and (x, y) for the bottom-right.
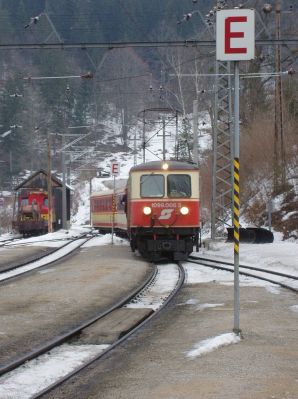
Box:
(290, 305), (298, 313)
(185, 232), (297, 289)
(0, 344), (109, 399)
(1, 226), (91, 248)
(195, 303), (225, 312)
(183, 232), (297, 358)
(0, 234), (130, 281)
(200, 232), (298, 277)
(81, 233), (129, 247)
(125, 263), (180, 311)
(186, 333), (241, 359)
(0, 238), (88, 282)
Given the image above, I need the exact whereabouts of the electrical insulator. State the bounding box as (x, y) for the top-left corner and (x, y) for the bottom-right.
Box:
(81, 72), (94, 79)
(263, 3), (273, 14)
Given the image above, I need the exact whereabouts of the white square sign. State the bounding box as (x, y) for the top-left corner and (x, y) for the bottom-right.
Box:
(111, 162), (120, 176)
(216, 9), (255, 61)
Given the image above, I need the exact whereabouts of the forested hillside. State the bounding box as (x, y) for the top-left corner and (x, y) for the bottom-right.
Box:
(0, 0), (212, 184)
(1, 0), (211, 41)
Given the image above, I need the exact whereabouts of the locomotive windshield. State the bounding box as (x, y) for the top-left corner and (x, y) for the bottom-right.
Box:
(167, 174), (191, 198)
(140, 174), (164, 197)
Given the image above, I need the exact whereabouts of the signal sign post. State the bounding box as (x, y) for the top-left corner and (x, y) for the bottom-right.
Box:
(111, 162), (120, 245)
(216, 9), (255, 335)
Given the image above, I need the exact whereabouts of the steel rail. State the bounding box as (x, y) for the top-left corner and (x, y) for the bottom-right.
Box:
(0, 238), (75, 274)
(189, 255), (298, 281)
(0, 234), (91, 283)
(0, 263), (157, 377)
(31, 262), (185, 398)
(0, 236), (23, 248)
(187, 257), (298, 294)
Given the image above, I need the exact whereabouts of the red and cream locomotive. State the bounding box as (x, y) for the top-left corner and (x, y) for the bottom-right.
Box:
(90, 160), (201, 261)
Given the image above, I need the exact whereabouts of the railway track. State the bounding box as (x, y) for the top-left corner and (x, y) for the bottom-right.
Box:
(187, 255), (298, 293)
(0, 234), (92, 283)
(0, 235), (23, 248)
(0, 262), (185, 398)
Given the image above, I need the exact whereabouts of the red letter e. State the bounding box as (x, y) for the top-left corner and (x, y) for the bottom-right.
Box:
(225, 16), (247, 54)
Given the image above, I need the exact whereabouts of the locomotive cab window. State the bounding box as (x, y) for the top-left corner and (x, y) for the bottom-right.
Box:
(140, 174), (164, 197)
(167, 174), (191, 198)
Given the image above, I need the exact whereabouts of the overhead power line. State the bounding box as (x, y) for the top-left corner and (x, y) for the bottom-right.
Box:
(0, 39), (298, 51)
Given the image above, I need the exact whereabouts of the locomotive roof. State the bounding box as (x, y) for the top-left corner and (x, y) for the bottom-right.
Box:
(90, 188), (126, 198)
(130, 160), (199, 172)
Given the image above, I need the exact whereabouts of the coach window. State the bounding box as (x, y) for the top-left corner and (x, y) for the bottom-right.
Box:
(140, 174), (164, 198)
(167, 174), (191, 198)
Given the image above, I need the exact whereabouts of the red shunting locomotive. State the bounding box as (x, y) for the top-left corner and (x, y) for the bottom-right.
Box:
(91, 160), (201, 261)
(13, 189), (50, 236)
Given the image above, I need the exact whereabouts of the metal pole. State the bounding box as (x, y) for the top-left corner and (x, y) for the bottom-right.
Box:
(175, 111), (179, 160)
(233, 61), (241, 336)
(142, 110), (146, 163)
(162, 117), (166, 161)
(47, 133), (53, 233)
(67, 161), (71, 185)
(134, 130), (137, 166)
(89, 177), (92, 226)
(112, 176), (115, 244)
(274, 0), (286, 190)
(61, 132), (67, 230)
(268, 198), (272, 232)
(211, 65), (219, 240)
(192, 99), (199, 165)
(62, 86), (70, 230)
(9, 151), (12, 174)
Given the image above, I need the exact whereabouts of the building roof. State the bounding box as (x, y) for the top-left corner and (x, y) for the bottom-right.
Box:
(14, 169), (69, 191)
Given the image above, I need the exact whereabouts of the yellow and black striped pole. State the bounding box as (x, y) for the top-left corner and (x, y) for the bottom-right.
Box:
(233, 158), (240, 257)
(233, 61), (241, 336)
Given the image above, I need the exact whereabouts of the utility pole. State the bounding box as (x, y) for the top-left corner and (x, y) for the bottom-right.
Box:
(274, 0), (286, 191)
(175, 110), (179, 160)
(192, 99), (199, 165)
(211, 0), (234, 239)
(211, 59), (233, 239)
(142, 110), (146, 163)
(133, 130), (137, 166)
(47, 133), (53, 233)
(61, 131), (67, 230)
(61, 85), (70, 230)
(162, 117), (166, 160)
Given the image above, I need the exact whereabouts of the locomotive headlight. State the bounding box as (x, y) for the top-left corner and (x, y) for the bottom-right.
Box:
(143, 206), (152, 215)
(180, 206), (189, 215)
